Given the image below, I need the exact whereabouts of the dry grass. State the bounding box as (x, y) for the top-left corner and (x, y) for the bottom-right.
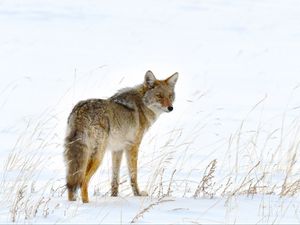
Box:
(1, 113), (64, 223)
(193, 159), (217, 199)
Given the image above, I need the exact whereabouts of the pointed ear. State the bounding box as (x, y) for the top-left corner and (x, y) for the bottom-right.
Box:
(144, 70), (156, 88)
(166, 72), (178, 87)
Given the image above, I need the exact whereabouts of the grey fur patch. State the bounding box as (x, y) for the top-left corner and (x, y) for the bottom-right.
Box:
(112, 98), (135, 110)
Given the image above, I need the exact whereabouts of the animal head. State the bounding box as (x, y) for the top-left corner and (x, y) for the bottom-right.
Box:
(143, 70), (178, 114)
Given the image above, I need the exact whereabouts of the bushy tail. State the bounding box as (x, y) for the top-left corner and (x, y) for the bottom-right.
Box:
(64, 130), (89, 200)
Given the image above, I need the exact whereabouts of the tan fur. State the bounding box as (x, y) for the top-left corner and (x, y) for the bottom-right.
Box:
(64, 70), (178, 203)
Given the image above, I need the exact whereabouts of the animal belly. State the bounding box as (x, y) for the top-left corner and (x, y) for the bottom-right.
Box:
(106, 124), (137, 152)
(107, 134), (135, 152)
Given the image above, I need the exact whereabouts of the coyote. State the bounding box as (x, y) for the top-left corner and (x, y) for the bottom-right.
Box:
(64, 70), (178, 203)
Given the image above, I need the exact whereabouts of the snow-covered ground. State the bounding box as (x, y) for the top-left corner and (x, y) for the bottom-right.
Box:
(1, 0), (300, 223)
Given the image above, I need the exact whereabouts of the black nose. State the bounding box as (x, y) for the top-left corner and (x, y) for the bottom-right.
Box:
(168, 106), (173, 112)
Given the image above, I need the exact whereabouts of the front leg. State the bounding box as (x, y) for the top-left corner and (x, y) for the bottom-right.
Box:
(125, 145), (148, 196)
(111, 151), (123, 197)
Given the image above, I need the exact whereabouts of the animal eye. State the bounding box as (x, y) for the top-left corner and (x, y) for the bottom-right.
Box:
(156, 93), (163, 99)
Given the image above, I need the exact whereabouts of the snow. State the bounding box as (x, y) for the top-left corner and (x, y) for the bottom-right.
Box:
(1, 0), (300, 223)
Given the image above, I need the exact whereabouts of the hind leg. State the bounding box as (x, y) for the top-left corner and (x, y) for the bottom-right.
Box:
(81, 152), (105, 203)
(81, 138), (107, 203)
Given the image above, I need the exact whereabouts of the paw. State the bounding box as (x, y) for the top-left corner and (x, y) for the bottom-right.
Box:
(135, 191), (148, 196)
(111, 186), (119, 197)
(82, 198), (89, 203)
(140, 191), (148, 196)
(111, 191), (118, 197)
